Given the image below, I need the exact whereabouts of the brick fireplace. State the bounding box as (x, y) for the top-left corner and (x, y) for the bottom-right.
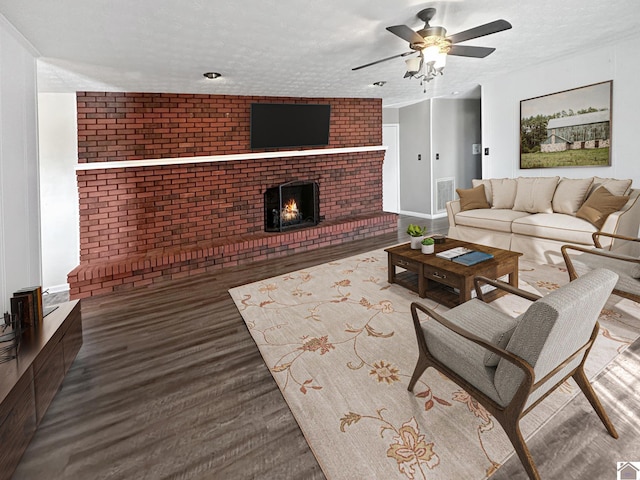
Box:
(68, 93), (397, 299)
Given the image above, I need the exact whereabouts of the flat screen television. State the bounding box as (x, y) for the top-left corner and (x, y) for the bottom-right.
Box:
(250, 103), (331, 149)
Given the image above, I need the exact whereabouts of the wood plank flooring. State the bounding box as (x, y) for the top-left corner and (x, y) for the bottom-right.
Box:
(13, 216), (639, 479)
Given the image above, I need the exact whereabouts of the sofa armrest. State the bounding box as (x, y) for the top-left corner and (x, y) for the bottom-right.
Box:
(601, 189), (640, 247)
(446, 199), (461, 227)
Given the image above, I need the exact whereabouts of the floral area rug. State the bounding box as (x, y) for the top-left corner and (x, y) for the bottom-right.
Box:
(228, 248), (640, 480)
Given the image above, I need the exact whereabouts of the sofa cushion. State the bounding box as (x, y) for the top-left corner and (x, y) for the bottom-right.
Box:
(512, 213), (598, 244)
(589, 177), (632, 197)
(472, 179), (493, 206)
(513, 177), (559, 214)
(576, 186), (630, 229)
(552, 177), (594, 215)
(457, 184), (490, 211)
(455, 209), (530, 233)
(491, 178), (517, 209)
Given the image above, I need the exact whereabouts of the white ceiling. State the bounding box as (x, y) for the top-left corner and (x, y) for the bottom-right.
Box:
(1, 0), (639, 107)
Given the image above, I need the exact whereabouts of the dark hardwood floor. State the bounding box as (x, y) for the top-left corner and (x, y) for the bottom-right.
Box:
(14, 214), (639, 480)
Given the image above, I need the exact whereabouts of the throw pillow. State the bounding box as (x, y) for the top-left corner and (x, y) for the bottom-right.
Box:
(457, 184), (490, 211)
(471, 179), (493, 206)
(576, 186), (629, 228)
(490, 178), (517, 209)
(589, 176), (632, 197)
(552, 177), (594, 215)
(513, 177), (559, 214)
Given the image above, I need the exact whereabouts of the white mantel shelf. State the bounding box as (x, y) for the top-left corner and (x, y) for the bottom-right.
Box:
(75, 146), (388, 171)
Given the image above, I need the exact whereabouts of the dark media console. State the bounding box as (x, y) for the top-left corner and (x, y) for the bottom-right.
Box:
(0, 300), (82, 480)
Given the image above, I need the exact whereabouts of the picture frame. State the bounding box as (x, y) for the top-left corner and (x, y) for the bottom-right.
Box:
(520, 81), (612, 169)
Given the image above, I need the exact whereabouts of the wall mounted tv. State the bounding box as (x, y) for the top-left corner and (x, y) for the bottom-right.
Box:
(250, 103), (331, 149)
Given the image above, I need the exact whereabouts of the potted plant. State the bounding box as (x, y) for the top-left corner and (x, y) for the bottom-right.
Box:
(407, 224), (427, 249)
(421, 237), (435, 254)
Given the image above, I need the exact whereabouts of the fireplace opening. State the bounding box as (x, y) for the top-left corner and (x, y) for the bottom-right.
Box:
(264, 181), (319, 232)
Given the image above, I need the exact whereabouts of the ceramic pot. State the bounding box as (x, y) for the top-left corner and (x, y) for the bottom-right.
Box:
(410, 236), (424, 249)
(421, 244), (434, 254)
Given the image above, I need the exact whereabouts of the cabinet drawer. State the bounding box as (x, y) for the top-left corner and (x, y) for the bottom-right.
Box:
(424, 265), (460, 289)
(392, 256), (420, 273)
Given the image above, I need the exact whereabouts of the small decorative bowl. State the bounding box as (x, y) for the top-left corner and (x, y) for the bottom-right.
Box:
(431, 234), (446, 244)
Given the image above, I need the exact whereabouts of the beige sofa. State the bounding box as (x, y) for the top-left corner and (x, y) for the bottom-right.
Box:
(447, 176), (640, 264)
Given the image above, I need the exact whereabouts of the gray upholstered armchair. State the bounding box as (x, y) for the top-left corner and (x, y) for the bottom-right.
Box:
(408, 268), (619, 480)
(562, 231), (640, 303)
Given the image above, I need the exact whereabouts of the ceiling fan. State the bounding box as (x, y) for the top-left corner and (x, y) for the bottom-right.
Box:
(353, 7), (512, 87)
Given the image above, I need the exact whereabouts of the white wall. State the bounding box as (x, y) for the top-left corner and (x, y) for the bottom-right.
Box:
(0, 16), (41, 314)
(382, 108), (399, 124)
(482, 32), (640, 184)
(393, 97), (481, 218)
(398, 99), (431, 215)
(382, 124), (400, 213)
(38, 93), (79, 292)
(432, 98), (482, 213)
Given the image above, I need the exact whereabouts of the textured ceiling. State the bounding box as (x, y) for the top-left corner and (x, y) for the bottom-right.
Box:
(1, 0), (639, 107)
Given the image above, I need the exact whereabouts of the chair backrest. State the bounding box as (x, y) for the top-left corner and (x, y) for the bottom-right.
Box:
(493, 268), (618, 404)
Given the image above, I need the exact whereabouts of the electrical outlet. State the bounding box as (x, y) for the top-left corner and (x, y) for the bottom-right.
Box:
(418, 154), (421, 161)
(436, 153), (440, 160)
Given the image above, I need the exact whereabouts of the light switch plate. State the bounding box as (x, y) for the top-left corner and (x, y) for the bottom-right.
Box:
(472, 144), (481, 155)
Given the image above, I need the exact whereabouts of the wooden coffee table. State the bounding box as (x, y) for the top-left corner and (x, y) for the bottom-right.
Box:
(385, 239), (522, 308)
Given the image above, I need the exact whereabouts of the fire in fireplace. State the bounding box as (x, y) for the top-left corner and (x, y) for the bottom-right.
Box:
(264, 181), (319, 232)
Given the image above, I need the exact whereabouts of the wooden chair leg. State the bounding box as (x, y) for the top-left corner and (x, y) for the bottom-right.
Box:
(573, 367), (619, 438)
(407, 354), (429, 392)
(501, 420), (541, 480)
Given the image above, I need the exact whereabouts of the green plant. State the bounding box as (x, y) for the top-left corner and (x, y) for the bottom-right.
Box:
(406, 224), (427, 237)
(421, 237), (435, 246)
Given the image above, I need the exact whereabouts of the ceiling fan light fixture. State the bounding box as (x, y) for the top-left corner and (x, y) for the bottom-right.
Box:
(422, 46), (440, 64)
(434, 51), (447, 69)
(421, 35), (450, 51)
(203, 72), (221, 80)
(405, 57), (421, 74)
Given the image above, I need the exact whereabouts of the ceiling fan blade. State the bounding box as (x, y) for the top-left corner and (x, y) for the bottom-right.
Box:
(448, 45), (496, 58)
(447, 19), (512, 44)
(352, 51), (416, 71)
(386, 25), (425, 45)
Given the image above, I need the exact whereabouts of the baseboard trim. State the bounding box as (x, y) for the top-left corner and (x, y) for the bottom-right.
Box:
(399, 210), (447, 220)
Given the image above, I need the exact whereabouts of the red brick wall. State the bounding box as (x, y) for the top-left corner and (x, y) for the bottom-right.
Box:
(75, 93), (386, 263)
(77, 151), (384, 261)
(77, 93), (382, 162)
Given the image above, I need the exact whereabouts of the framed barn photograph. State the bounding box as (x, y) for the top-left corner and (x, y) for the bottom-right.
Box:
(520, 81), (612, 169)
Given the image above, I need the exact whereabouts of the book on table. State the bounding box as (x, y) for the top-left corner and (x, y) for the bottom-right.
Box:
(452, 250), (494, 266)
(436, 246), (473, 260)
